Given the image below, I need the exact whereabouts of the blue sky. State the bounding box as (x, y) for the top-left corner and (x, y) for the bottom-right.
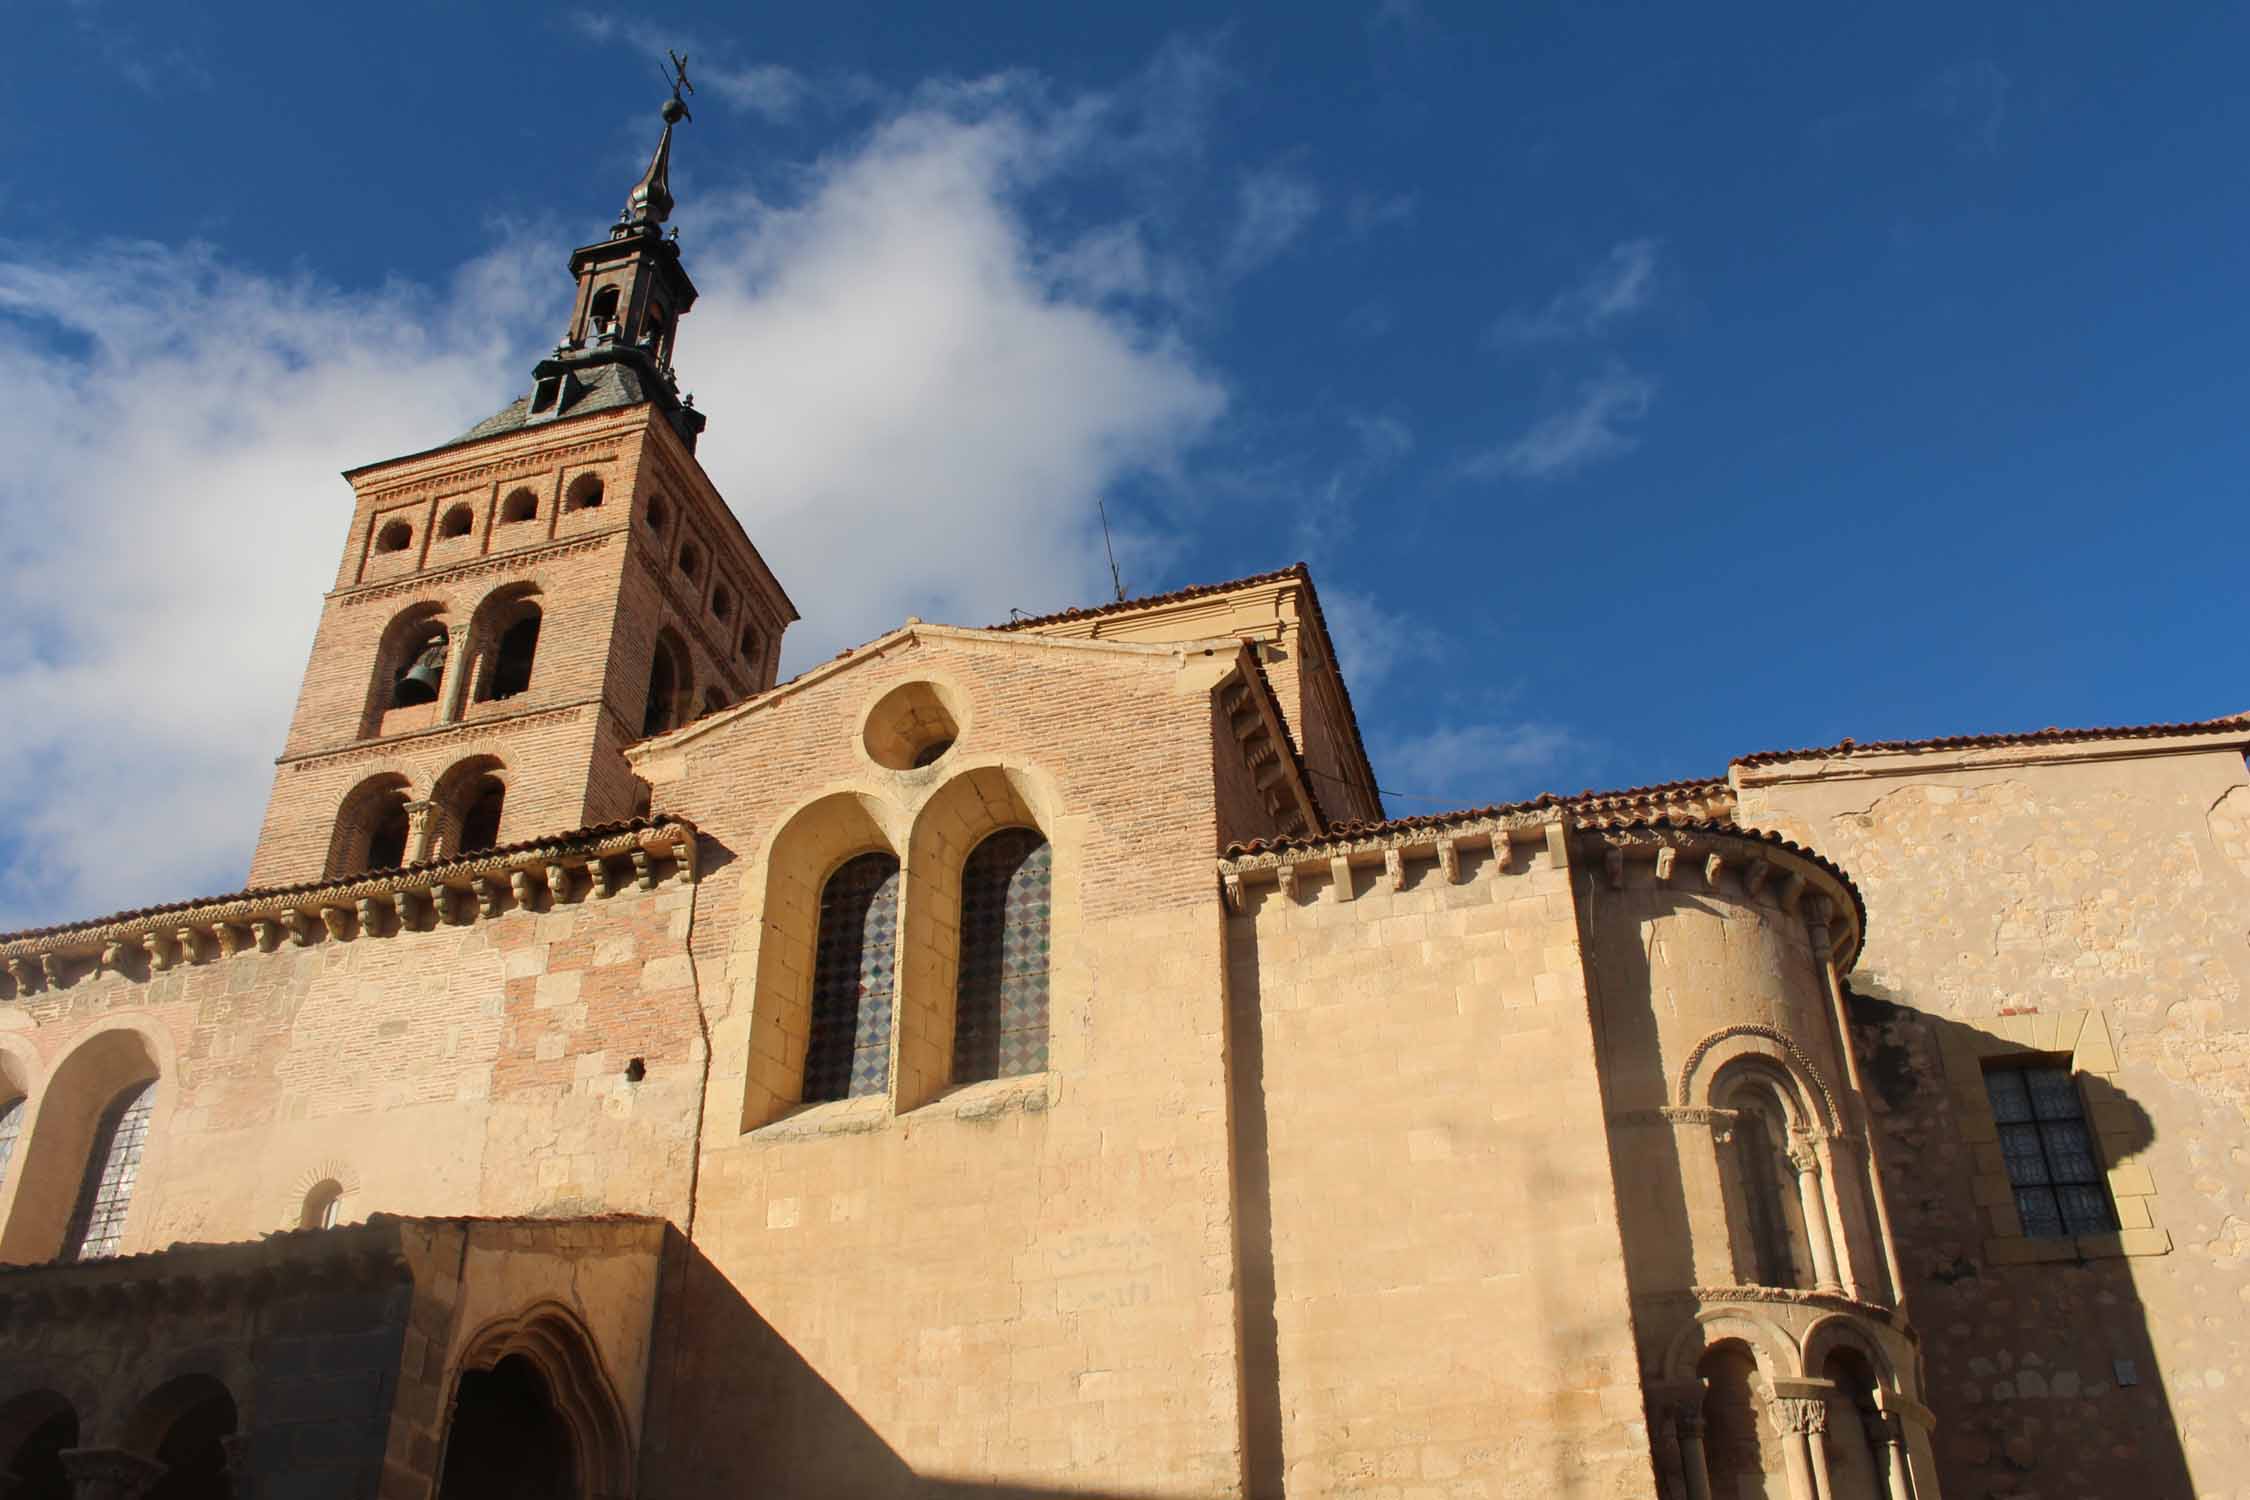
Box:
(2, 3), (2246, 925)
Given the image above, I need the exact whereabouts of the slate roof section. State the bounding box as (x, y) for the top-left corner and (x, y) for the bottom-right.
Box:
(1732, 715), (2250, 768)
(454, 361), (657, 444)
(0, 816), (689, 945)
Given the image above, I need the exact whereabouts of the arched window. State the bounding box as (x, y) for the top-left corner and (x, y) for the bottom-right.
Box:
(802, 853), (901, 1103)
(677, 541), (702, 581)
(499, 488), (538, 525)
(588, 284), (621, 335)
(458, 776), (505, 853)
(301, 1178), (344, 1230)
(440, 503), (475, 538)
(738, 624), (759, 664)
(1696, 1344), (1774, 1499)
(62, 1080), (156, 1262)
(953, 829), (1052, 1082)
(375, 520), (412, 554)
(646, 494), (669, 533)
(0, 1096), (23, 1189)
(641, 631), (691, 737)
(564, 473), (604, 511)
(471, 594), (541, 704)
(1719, 1072), (1813, 1289)
(329, 773), (414, 878)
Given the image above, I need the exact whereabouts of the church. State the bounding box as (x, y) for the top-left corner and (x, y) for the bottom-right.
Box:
(0, 85), (2244, 1500)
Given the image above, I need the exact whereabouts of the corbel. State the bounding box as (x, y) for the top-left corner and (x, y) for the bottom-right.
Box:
(631, 849), (656, 891)
(355, 897), (384, 938)
(213, 923), (245, 959)
(1654, 846), (1676, 883)
(252, 919), (281, 953)
(319, 906), (353, 942)
(5, 957), (33, 994)
(1703, 852), (1726, 889)
(391, 888), (420, 932)
(1275, 862), (1299, 904)
(40, 954), (63, 987)
(420, 884), (448, 924)
(473, 878), (503, 919)
(1327, 854), (1354, 903)
(1779, 871), (1805, 916)
(673, 832), (698, 884)
(1604, 848), (1625, 890)
(143, 933), (172, 972)
(1384, 848), (1405, 893)
(1744, 860), (1773, 901)
(1437, 835), (1460, 885)
(1487, 832), (1513, 876)
(509, 870), (536, 910)
(545, 862), (573, 904)
(1222, 871), (1244, 913)
(174, 927), (200, 965)
(1543, 822), (1569, 868)
(101, 941), (129, 974)
(281, 911), (316, 947)
(591, 859), (618, 899)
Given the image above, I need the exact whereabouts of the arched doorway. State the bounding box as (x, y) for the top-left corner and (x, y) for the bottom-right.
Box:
(437, 1355), (576, 1499)
(0, 1391), (77, 1500)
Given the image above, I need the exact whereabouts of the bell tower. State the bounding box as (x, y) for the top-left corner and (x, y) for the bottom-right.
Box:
(246, 72), (797, 887)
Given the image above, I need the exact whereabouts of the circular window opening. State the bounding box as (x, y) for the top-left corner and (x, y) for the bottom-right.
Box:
(499, 488), (538, 524)
(374, 521), (412, 554)
(863, 680), (964, 771)
(440, 504), (474, 539)
(565, 473), (605, 511)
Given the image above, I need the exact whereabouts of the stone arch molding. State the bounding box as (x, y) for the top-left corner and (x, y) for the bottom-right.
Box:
(1678, 1023), (1843, 1135)
(449, 1301), (633, 1498)
(1661, 1305), (1797, 1387)
(0, 1014), (178, 1263)
(1798, 1311), (1910, 1394)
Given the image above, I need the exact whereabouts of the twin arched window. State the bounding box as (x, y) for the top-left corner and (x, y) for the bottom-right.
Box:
(799, 830), (1052, 1106)
(62, 1081), (156, 1262)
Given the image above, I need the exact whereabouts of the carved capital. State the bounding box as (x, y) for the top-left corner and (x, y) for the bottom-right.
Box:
(59, 1447), (168, 1500)
(1768, 1396), (1826, 1436)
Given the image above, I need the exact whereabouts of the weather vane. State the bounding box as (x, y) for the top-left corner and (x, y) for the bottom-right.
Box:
(661, 50), (695, 122)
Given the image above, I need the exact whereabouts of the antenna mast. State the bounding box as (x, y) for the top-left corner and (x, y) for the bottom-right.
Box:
(1098, 497), (1126, 603)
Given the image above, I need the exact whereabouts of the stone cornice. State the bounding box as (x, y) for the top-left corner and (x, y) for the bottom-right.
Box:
(329, 531), (621, 609)
(1577, 822), (1865, 969)
(0, 822), (696, 996)
(1731, 722), (2250, 787)
(1217, 812), (1565, 912)
(1644, 1284), (1907, 1332)
(277, 700), (595, 772)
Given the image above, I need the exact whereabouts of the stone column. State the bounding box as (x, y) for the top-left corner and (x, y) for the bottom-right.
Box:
(1768, 1398), (1826, 1500)
(1872, 1412), (1914, 1500)
(58, 1449), (165, 1500)
(439, 622), (474, 724)
(1790, 1143), (1844, 1292)
(1675, 1409), (1713, 1500)
(403, 799), (441, 864)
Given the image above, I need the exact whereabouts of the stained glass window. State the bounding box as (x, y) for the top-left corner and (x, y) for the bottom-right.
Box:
(1985, 1063), (2116, 1238)
(954, 829), (1053, 1083)
(803, 853), (901, 1103)
(63, 1081), (156, 1262)
(0, 1097), (23, 1188)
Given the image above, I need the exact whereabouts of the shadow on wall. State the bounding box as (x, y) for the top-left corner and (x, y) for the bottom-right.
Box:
(636, 1228), (1186, 1500)
(1846, 989), (2189, 1499)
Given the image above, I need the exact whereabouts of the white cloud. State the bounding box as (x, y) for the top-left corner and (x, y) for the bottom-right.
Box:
(1372, 720), (1581, 808)
(1464, 365), (1654, 480)
(1224, 168), (1321, 275)
(0, 78), (1227, 930)
(1488, 238), (1658, 347)
(1319, 588), (1441, 693)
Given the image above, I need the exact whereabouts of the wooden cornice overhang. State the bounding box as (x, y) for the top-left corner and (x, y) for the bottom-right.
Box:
(0, 818), (697, 998)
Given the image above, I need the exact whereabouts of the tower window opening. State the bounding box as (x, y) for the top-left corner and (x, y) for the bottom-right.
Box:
(738, 625), (760, 664)
(366, 799), (411, 871)
(392, 632), (447, 708)
(589, 285), (622, 338)
(374, 520), (413, 554)
(499, 488), (539, 525)
(565, 473), (605, 511)
(458, 777), (506, 854)
(678, 542), (702, 581)
(641, 632), (691, 736)
(711, 584), (733, 621)
(440, 504), (474, 539)
(484, 607), (542, 702)
(646, 495), (669, 533)
(701, 687), (725, 718)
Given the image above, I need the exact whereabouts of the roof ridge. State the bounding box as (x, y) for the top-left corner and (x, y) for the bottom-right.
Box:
(989, 564), (1309, 632)
(1733, 714), (2250, 768)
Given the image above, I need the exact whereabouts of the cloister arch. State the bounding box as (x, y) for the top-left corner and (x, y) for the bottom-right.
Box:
(124, 1372), (238, 1500)
(0, 1389), (77, 1500)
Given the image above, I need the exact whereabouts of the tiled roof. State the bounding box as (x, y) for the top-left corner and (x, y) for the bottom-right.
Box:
(1221, 778), (1732, 857)
(990, 565), (1310, 633)
(1732, 715), (2250, 768)
(0, 816), (689, 945)
(454, 362), (655, 444)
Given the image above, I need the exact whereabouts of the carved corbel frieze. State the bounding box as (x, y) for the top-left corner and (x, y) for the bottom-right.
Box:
(591, 859), (617, 899)
(283, 911), (319, 947)
(1487, 832), (1513, 876)
(1221, 871), (1244, 913)
(473, 878), (503, 919)
(4, 957), (34, 994)
(421, 884), (450, 925)
(101, 941), (129, 974)
(673, 832), (698, 884)
(213, 923), (245, 959)
(143, 933), (172, 972)
(1274, 862), (1298, 903)
(1327, 855), (1353, 902)
(508, 870), (536, 910)
(631, 850), (655, 891)
(1704, 852), (1726, 889)
(40, 954), (64, 988)
(391, 888), (420, 932)
(175, 927), (200, 965)
(318, 907), (352, 942)
(1654, 845), (1676, 882)
(251, 919), (282, 953)
(1383, 848), (1405, 893)
(1436, 836), (1460, 885)
(355, 897), (384, 938)
(545, 862), (573, 904)
(1743, 859), (1772, 900)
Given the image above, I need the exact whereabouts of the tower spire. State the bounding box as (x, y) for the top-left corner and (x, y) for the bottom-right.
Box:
(622, 52), (695, 232)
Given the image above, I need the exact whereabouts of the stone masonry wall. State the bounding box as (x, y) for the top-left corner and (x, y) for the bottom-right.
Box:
(1740, 740), (2250, 1499)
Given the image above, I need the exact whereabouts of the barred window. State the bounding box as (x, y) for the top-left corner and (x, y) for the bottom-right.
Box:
(1986, 1063), (2116, 1238)
(63, 1081), (156, 1262)
(0, 1097), (22, 1188)
(953, 829), (1052, 1083)
(802, 853), (900, 1103)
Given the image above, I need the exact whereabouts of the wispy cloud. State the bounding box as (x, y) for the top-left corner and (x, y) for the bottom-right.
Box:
(567, 13), (815, 122)
(1373, 720), (1583, 808)
(1320, 587), (1443, 693)
(0, 68), (1230, 930)
(1488, 238), (1658, 347)
(1224, 168), (1321, 275)
(1464, 365), (1654, 480)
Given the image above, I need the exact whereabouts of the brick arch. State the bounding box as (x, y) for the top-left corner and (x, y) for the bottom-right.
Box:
(361, 601), (450, 738)
(326, 771), (416, 878)
(739, 789), (908, 1130)
(467, 582), (543, 705)
(0, 1019), (171, 1264)
(432, 755), (509, 857)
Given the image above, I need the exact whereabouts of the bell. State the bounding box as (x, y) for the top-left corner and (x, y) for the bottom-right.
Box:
(394, 642), (445, 706)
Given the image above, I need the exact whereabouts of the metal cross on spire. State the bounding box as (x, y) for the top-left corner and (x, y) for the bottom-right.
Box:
(661, 49), (695, 122)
